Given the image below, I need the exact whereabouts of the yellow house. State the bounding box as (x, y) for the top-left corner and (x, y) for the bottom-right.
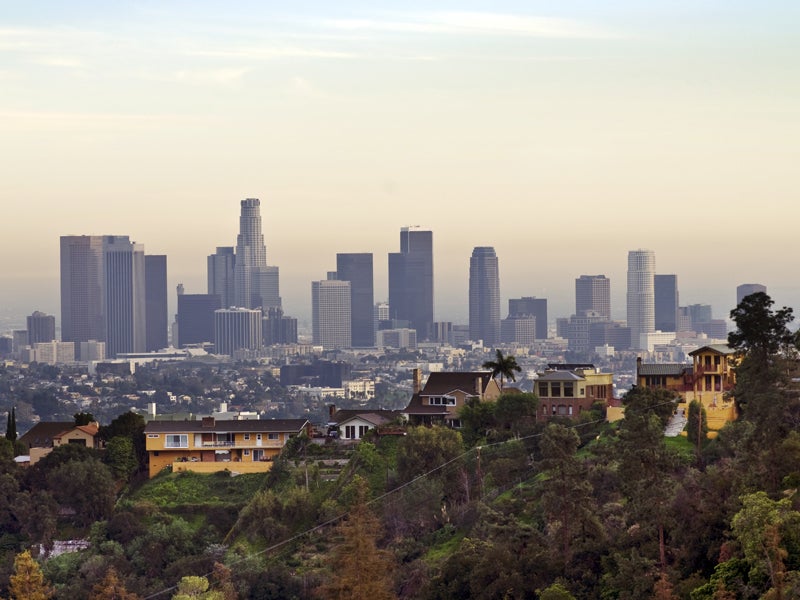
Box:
(685, 344), (738, 431)
(143, 417), (310, 478)
(536, 364), (614, 422)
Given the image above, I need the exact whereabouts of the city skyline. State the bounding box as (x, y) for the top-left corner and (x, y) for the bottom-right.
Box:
(1, 2), (799, 326)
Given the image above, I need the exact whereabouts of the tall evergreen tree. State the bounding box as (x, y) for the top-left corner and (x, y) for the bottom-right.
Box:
(317, 477), (396, 600)
(6, 407), (17, 442)
(9, 549), (53, 600)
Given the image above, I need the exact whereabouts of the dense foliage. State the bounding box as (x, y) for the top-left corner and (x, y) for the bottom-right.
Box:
(1, 294), (799, 598)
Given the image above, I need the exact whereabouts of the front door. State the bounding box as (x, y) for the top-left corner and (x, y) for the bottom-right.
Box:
(256, 434), (262, 447)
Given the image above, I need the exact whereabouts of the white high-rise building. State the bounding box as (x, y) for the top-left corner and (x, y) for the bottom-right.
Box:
(214, 308), (263, 356)
(627, 249), (656, 350)
(312, 279), (351, 350)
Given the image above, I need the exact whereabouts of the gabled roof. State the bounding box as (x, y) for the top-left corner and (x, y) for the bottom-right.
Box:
(143, 419), (309, 434)
(420, 371), (493, 396)
(637, 364), (691, 377)
(689, 344), (735, 356)
(18, 422), (75, 448)
(54, 423), (99, 439)
(331, 409), (402, 425)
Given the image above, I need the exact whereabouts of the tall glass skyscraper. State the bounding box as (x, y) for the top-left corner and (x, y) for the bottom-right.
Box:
(388, 226), (434, 340)
(60, 235), (107, 349)
(469, 247), (500, 346)
(104, 236), (146, 358)
(234, 198), (280, 309)
(336, 253), (374, 347)
(312, 278), (352, 350)
(208, 246), (235, 309)
(627, 249), (656, 350)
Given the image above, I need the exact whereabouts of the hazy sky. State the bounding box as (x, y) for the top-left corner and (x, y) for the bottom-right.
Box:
(1, 1), (799, 328)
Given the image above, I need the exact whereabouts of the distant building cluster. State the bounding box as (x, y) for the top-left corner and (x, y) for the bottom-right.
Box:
(0, 197), (770, 364)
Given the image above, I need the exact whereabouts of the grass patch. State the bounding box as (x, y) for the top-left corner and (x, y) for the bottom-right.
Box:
(125, 470), (268, 508)
(664, 435), (696, 462)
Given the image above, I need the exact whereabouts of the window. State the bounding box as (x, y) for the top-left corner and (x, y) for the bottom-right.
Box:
(568, 405), (573, 416)
(358, 426), (369, 438)
(551, 383), (561, 397)
(244, 449), (250, 456)
(564, 383), (574, 397)
(539, 383), (548, 397)
(147, 434), (160, 438)
(542, 404), (547, 414)
(345, 425), (355, 439)
(165, 434), (188, 448)
(244, 433), (250, 441)
(268, 433), (279, 440)
(428, 396), (456, 406)
(558, 405), (568, 415)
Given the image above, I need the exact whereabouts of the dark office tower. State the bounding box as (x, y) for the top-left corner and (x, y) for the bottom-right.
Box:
(144, 255), (168, 351)
(177, 294), (221, 347)
(654, 274), (679, 332)
(234, 198), (271, 309)
(104, 236), (146, 357)
(27, 311), (56, 345)
(388, 226), (434, 340)
(627, 249), (655, 350)
(208, 247), (235, 308)
(688, 304), (713, 330)
(469, 247), (500, 346)
(575, 275), (611, 319)
(336, 253), (375, 347)
(508, 297), (548, 340)
(263, 307), (298, 345)
(737, 283), (767, 306)
(60, 235), (106, 347)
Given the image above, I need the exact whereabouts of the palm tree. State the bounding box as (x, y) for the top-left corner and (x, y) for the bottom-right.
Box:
(482, 349), (522, 390)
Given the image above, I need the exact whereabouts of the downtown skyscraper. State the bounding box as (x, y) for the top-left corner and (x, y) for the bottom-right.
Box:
(654, 274), (679, 332)
(312, 277), (352, 350)
(336, 253), (374, 347)
(60, 235), (107, 348)
(208, 246), (235, 309)
(575, 275), (611, 319)
(233, 198), (280, 310)
(388, 226), (434, 340)
(469, 246), (500, 346)
(627, 249), (656, 350)
(103, 236), (146, 358)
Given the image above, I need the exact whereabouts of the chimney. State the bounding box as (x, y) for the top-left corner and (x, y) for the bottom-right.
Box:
(413, 368), (422, 394)
(329, 404), (336, 420)
(201, 417), (215, 428)
(475, 376), (482, 399)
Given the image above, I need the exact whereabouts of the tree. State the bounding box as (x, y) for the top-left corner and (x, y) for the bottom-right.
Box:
(74, 412), (96, 426)
(316, 477), (396, 600)
(89, 567), (140, 600)
(6, 407), (17, 442)
(482, 349), (522, 389)
(9, 549), (53, 600)
(728, 292), (796, 367)
(396, 426), (464, 491)
(172, 576), (222, 600)
(46, 457), (115, 526)
(494, 392), (539, 437)
(104, 436), (138, 481)
(687, 400), (708, 459)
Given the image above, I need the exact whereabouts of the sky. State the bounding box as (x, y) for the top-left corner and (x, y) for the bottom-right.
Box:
(1, 1), (799, 329)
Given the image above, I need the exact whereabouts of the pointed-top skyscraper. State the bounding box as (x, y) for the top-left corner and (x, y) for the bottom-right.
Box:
(233, 198), (280, 310)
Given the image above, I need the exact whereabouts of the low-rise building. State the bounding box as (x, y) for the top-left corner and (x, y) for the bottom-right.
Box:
(403, 369), (502, 427)
(143, 417), (309, 478)
(536, 364), (614, 421)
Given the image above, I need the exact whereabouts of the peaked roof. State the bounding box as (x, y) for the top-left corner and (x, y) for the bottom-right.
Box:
(420, 371), (493, 396)
(537, 370), (585, 382)
(331, 409), (402, 425)
(18, 421), (76, 448)
(689, 344), (736, 356)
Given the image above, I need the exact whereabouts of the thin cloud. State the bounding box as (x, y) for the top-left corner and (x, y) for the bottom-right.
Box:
(186, 45), (356, 60)
(322, 11), (619, 39)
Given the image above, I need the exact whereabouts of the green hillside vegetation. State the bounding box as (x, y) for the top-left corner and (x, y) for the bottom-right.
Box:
(1, 292), (800, 598)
